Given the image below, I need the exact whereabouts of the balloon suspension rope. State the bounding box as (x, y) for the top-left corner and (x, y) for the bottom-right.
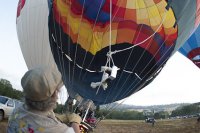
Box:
(82, 103), (91, 122)
(96, 0), (115, 95)
(94, 1), (167, 95)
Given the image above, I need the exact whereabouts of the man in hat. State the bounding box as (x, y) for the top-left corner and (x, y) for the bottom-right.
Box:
(7, 67), (81, 133)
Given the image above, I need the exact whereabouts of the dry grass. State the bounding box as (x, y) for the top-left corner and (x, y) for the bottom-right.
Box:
(93, 118), (200, 133)
(1, 118), (200, 133)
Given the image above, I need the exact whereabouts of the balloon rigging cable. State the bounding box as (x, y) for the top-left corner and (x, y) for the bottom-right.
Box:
(52, 0), (176, 106)
(93, 1), (168, 94)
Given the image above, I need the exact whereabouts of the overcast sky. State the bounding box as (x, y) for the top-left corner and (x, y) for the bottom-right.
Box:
(0, 1), (200, 106)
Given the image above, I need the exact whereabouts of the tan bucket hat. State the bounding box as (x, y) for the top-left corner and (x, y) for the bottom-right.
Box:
(21, 67), (63, 101)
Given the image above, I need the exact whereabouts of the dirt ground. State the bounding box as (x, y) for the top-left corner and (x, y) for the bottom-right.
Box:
(0, 120), (7, 133)
(1, 118), (200, 133)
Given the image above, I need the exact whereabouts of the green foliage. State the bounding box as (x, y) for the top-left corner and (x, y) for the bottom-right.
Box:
(171, 104), (200, 117)
(0, 78), (23, 100)
(0, 79), (12, 87)
(154, 111), (170, 119)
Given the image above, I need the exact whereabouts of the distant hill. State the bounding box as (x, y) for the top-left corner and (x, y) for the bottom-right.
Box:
(193, 102), (200, 106)
(100, 103), (190, 113)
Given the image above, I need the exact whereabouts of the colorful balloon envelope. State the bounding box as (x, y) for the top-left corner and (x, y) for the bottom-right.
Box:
(17, 0), (200, 105)
(179, 25), (200, 68)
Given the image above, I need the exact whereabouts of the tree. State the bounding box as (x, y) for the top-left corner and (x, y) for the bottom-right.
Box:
(0, 79), (12, 88)
(0, 79), (13, 96)
(0, 78), (23, 100)
(154, 111), (169, 119)
(171, 104), (200, 117)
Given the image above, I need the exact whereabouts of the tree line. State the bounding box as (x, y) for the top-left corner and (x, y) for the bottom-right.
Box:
(55, 104), (200, 120)
(171, 104), (200, 117)
(0, 78), (23, 100)
(1, 78), (199, 120)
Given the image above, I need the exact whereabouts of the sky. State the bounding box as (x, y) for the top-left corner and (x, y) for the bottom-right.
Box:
(0, 1), (200, 106)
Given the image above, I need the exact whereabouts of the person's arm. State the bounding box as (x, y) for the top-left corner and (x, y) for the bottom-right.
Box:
(71, 123), (81, 133)
(67, 113), (82, 133)
(55, 112), (82, 133)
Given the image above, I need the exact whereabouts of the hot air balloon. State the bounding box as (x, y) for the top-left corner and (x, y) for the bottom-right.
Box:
(16, 0), (70, 105)
(16, 0), (57, 70)
(17, 0), (200, 105)
(179, 25), (200, 68)
(47, 0), (200, 105)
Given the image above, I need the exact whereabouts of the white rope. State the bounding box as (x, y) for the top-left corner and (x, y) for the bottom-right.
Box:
(52, 1), (172, 112)
(71, 0), (86, 87)
(95, 59), (109, 94)
(51, 13), (65, 80)
(117, 36), (171, 101)
(78, 0), (104, 80)
(102, 37), (172, 115)
(91, 0), (117, 94)
(109, 8), (168, 55)
(81, 0), (123, 80)
(109, 0), (112, 68)
(66, 1), (72, 83)
(110, 37), (168, 103)
(95, 2), (168, 97)
(58, 11), (67, 85)
(94, 1), (193, 123)
(83, 103), (91, 122)
(103, 6), (169, 104)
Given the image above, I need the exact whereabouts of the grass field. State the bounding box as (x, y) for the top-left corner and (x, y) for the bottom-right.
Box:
(93, 118), (200, 133)
(1, 118), (200, 133)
